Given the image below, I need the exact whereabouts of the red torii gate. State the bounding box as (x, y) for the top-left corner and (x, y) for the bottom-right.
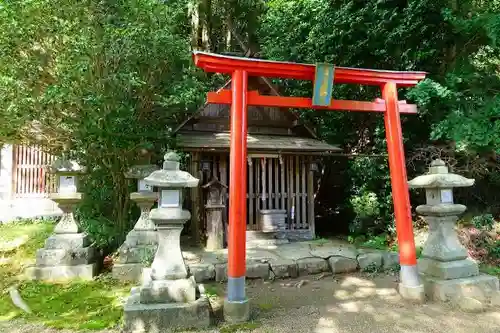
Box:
(192, 51), (427, 322)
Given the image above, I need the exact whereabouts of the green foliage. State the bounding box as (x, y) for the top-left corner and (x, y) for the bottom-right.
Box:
(471, 214), (496, 231)
(0, 0), (207, 249)
(480, 264), (500, 277)
(259, 0), (500, 234)
(488, 240), (500, 260)
(358, 234), (389, 251)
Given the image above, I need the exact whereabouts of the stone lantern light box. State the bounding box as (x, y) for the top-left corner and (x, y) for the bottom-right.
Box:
(124, 164), (159, 192)
(49, 158), (85, 194)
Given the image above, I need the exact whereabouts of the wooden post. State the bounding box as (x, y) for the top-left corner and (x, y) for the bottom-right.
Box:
(307, 157), (315, 237)
(274, 158), (279, 209)
(255, 158), (261, 230)
(279, 156), (285, 210)
(295, 156), (300, 228)
(301, 157), (307, 228)
(261, 157), (267, 210)
(190, 152), (201, 245)
(203, 177), (227, 250)
(287, 156), (294, 229)
(248, 157), (254, 230)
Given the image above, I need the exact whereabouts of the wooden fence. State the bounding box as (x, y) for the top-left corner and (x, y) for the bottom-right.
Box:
(12, 145), (57, 198)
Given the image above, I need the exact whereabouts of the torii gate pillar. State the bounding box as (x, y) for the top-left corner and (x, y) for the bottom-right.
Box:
(223, 69), (251, 323)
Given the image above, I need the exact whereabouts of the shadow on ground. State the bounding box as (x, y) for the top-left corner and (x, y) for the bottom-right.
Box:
(205, 272), (500, 333)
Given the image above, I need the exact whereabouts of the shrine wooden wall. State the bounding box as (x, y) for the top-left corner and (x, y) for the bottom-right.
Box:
(189, 152), (316, 240)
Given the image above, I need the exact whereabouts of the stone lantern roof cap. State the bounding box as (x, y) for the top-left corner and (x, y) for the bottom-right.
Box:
(49, 157), (86, 175)
(124, 164), (160, 179)
(408, 159), (474, 189)
(144, 151), (199, 188)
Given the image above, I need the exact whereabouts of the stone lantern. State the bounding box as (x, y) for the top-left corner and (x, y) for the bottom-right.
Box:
(25, 156), (96, 281)
(202, 176), (227, 250)
(409, 159), (499, 302)
(112, 164), (160, 282)
(123, 151), (211, 332)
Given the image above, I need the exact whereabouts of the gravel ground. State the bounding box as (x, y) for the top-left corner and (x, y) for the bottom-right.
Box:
(1, 272), (499, 333)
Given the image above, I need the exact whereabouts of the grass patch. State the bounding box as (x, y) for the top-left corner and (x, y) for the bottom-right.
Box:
(0, 219), (134, 330)
(257, 301), (274, 311)
(220, 321), (262, 333)
(1, 276), (132, 330)
(203, 283), (223, 298)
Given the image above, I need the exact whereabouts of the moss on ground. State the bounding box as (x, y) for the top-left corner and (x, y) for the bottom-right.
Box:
(0, 220), (133, 330)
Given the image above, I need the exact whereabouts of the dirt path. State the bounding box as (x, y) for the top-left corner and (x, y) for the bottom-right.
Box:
(1, 273), (499, 333)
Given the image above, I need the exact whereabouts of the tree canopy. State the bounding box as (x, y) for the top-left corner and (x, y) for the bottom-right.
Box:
(0, 0), (499, 243)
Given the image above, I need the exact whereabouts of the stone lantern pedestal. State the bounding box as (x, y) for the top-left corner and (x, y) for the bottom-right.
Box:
(113, 164), (159, 282)
(25, 158), (96, 281)
(409, 160), (499, 304)
(123, 152), (211, 333)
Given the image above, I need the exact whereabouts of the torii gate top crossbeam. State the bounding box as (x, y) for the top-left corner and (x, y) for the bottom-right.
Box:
(192, 51), (427, 87)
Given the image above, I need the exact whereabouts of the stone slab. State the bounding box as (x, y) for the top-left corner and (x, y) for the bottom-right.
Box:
(125, 230), (158, 247)
(123, 294), (211, 333)
(328, 256), (358, 274)
(277, 243), (314, 261)
(246, 262), (270, 279)
(296, 257), (329, 275)
(116, 245), (157, 264)
(309, 244), (358, 260)
(357, 252), (383, 271)
(269, 259), (298, 278)
(112, 263), (145, 282)
(245, 249), (280, 262)
(35, 247), (95, 266)
(44, 233), (90, 250)
(25, 263), (96, 281)
(421, 274), (500, 302)
(139, 277), (197, 304)
(491, 290), (500, 307)
(188, 263), (216, 283)
(455, 296), (486, 313)
(382, 252), (400, 270)
(247, 239), (289, 248)
(215, 263), (227, 282)
(418, 258), (479, 280)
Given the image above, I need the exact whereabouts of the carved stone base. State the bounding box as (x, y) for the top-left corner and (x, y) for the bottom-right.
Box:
(123, 294), (211, 333)
(421, 274), (499, 302)
(112, 263), (146, 282)
(418, 257), (479, 280)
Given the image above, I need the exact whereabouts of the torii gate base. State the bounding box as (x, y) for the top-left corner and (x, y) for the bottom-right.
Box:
(193, 52), (427, 323)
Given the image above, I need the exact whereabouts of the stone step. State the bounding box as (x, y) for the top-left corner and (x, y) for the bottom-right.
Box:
(36, 247), (95, 266)
(247, 238), (289, 248)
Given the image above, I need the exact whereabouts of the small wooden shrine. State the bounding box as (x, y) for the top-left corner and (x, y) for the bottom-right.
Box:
(174, 77), (341, 245)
